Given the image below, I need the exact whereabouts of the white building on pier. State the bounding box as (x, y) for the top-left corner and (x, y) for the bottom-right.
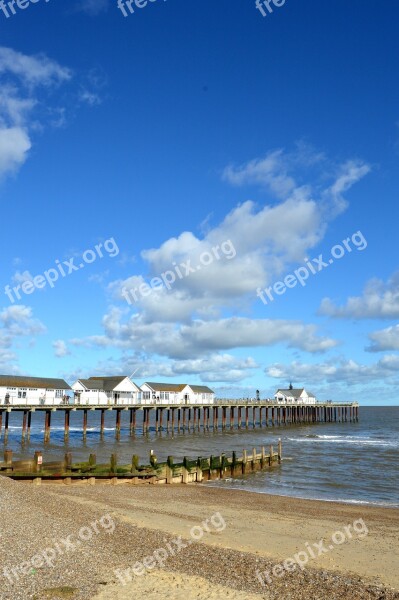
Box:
(71, 376), (141, 405)
(274, 386), (316, 405)
(140, 382), (215, 405)
(0, 375), (71, 406)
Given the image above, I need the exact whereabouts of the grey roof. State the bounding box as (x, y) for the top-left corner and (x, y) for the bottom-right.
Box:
(78, 379), (104, 390)
(89, 376), (127, 390)
(0, 375), (71, 390)
(189, 385), (214, 394)
(144, 382), (187, 392)
(76, 376), (132, 391)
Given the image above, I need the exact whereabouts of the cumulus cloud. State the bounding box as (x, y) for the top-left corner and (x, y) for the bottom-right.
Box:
(367, 324), (399, 352)
(0, 305), (46, 371)
(71, 309), (336, 359)
(85, 352), (258, 383)
(53, 339), (71, 358)
(319, 271), (399, 319)
(266, 355), (399, 385)
(76, 146), (367, 383)
(0, 47), (72, 181)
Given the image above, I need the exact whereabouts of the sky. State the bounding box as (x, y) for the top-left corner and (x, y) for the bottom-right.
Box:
(0, 0), (398, 404)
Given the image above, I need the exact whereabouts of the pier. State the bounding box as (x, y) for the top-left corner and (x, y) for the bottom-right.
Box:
(0, 400), (359, 443)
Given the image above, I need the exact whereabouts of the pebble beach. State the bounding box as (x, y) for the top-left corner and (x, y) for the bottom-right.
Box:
(1, 476), (398, 600)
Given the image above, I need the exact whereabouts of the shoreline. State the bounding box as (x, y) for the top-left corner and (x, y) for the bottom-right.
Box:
(204, 480), (399, 509)
(1, 477), (399, 599)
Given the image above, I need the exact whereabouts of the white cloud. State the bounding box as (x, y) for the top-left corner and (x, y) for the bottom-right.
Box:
(75, 146), (368, 384)
(367, 324), (399, 352)
(0, 47), (74, 181)
(0, 127), (31, 179)
(53, 339), (71, 358)
(319, 271), (399, 319)
(71, 310), (336, 359)
(0, 47), (71, 87)
(78, 0), (109, 15)
(11, 270), (34, 285)
(266, 355), (399, 385)
(0, 305), (46, 371)
(86, 352), (258, 383)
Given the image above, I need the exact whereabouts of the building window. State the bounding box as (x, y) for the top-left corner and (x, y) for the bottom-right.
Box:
(55, 390), (63, 398)
(143, 392), (150, 400)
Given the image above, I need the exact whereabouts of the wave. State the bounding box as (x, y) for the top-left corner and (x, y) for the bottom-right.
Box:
(288, 435), (398, 448)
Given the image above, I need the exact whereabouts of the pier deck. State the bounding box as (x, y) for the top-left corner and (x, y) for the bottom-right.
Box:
(0, 400), (359, 443)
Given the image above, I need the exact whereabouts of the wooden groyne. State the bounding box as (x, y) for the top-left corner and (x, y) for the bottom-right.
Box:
(0, 401), (359, 443)
(0, 443), (282, 484)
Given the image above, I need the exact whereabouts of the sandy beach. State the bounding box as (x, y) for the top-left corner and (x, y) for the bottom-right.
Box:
(1, 476), (398, 600)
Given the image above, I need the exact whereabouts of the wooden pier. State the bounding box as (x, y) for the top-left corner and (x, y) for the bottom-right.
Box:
(0, 400), (359, 443)
(0, 444), (282, 484)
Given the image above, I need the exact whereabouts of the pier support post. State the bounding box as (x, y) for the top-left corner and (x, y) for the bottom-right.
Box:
(245, 407), (249, 429)
(155, 408), (159, 433)
(100, 409), (105, 436)
(116, 409), (121, 438)
(252, 406), (256, 428)
(160, 408), (164, 431)
(64, 410), (70, 441)
(130, 408), (136, 435)
(4, 411), (9, 443)
(193, 408), (197, 431)
(182, 408), (186, 432)
(238, 406), (241, 429)
(44, 410), (51, 443)
(27, 410), (31, 440)
(22, 410), (28, 442)
(83, 409), (88, 439)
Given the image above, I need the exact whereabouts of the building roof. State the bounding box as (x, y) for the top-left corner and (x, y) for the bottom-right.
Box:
(0, 375), (71, 390)
(189, 385), (214, 394)
(78, 379), (104, 390)
(76, 376), (134, 391)
(275, 388), (316, 397)
(143, 382), (188, 393)
(89, 376), (127, 388)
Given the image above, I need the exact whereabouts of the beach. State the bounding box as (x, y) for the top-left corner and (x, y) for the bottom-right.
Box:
(1, 477), (398, 600)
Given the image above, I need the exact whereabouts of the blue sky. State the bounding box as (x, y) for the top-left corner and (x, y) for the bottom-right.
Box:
(0, 0), (399, 404)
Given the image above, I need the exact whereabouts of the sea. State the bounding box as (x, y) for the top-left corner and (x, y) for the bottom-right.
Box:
(2, 406), (398, 507)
